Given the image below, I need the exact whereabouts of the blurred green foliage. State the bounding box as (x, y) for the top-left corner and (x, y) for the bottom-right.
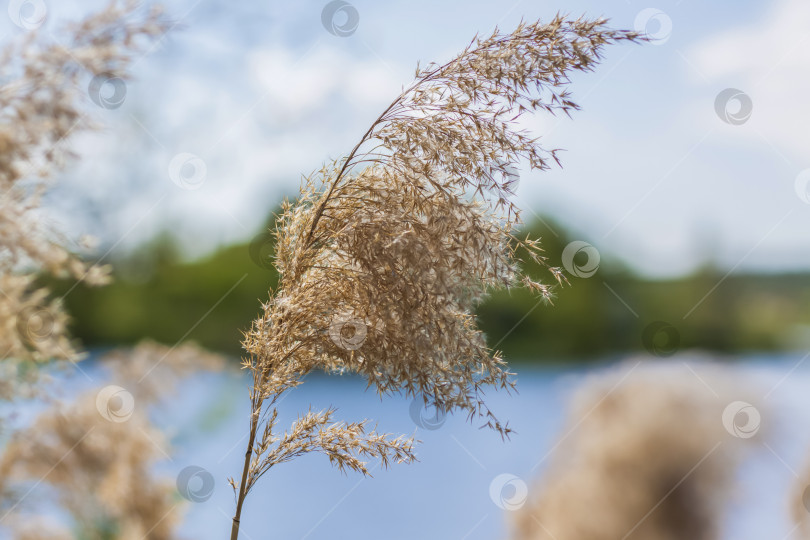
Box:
(46, 216), (810, 363)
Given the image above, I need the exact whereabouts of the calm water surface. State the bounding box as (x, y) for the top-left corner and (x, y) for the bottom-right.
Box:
(4, 352), (810, 539)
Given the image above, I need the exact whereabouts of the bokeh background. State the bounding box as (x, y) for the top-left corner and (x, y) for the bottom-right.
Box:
(3, 0), (810, 538)
(9, 0), (809, 360)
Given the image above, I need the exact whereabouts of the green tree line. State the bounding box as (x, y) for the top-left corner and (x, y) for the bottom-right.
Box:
(45, 216), (810, 363)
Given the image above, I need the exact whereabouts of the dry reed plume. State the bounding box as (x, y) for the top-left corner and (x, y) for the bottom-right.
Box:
(230, 16), (643, 539)
(0, 393), (180, 540)
(0, 1), (169, 402)
(511, 360), (756, 540)
(0, 341), (223, 539)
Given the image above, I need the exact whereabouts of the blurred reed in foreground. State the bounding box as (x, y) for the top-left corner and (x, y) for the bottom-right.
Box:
(0, 341), (223, 539)
(512, 359), (760, 540)
(0, 0), (169, 402)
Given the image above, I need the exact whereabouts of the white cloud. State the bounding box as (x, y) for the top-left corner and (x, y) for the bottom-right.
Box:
(48, 37), (412, 260)
(689, 0), (810, 161)
(248, 44), (403, 122)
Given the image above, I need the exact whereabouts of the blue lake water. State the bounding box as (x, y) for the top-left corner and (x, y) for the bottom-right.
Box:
(4, 352), (810, 539)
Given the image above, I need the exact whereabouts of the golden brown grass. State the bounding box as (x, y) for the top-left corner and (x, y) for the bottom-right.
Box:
(230, 15), (644, 539)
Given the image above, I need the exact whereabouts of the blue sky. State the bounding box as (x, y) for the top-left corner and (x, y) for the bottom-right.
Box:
(5, 0), (808, 277)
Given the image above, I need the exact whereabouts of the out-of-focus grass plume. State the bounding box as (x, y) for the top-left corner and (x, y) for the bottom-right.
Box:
(0, 0), (170, 400)
(511, 360), (760, 540)
(0, 341), (223, 539)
